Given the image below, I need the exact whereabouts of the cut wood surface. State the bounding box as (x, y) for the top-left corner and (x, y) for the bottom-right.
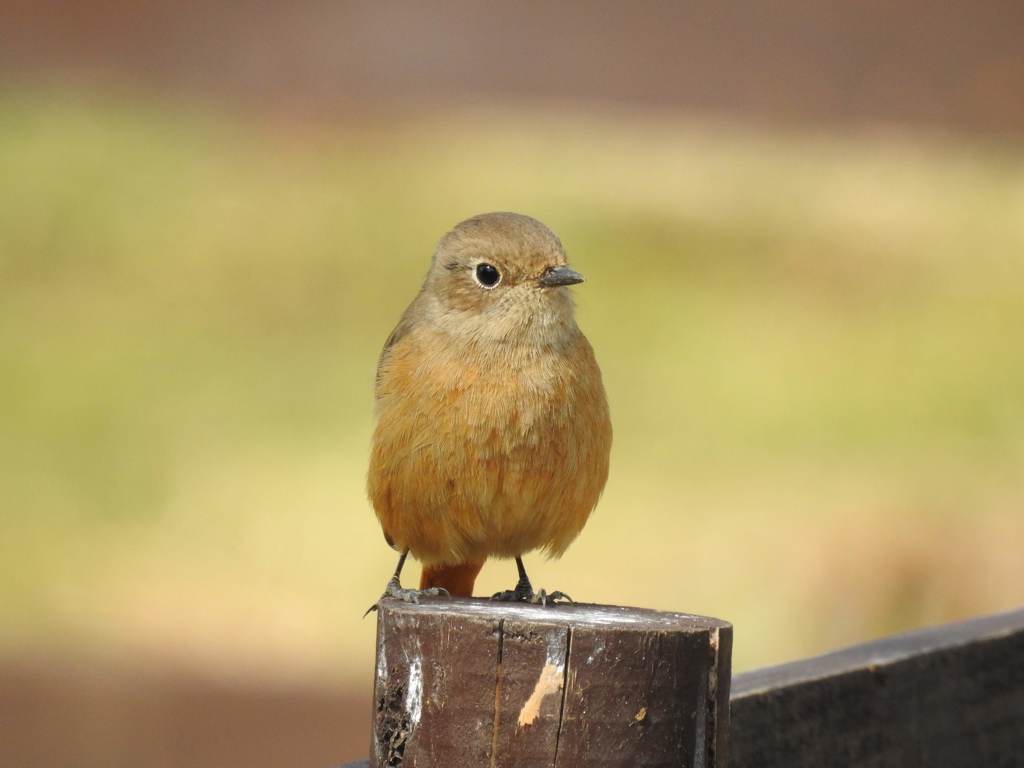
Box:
(368, 597), (732, 768)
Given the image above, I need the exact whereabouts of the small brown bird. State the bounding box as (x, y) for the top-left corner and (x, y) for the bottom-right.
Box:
(367, 212), (611, 605)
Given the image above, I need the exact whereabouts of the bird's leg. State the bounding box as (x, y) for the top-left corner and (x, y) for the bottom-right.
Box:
(491, 556), (574, 606)
(492, 556), (533, 602)
(364, 550), (448, 616)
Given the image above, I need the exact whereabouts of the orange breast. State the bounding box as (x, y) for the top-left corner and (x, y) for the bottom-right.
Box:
(367, 326), (611, 566)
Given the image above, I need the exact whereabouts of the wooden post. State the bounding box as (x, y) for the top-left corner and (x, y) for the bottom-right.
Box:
(369, 597), (732, 768)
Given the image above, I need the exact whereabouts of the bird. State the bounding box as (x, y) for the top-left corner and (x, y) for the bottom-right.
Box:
(366, 212), (611, 607)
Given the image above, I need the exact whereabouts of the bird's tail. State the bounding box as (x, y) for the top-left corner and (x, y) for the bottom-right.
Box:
(420, 561), (484, 598)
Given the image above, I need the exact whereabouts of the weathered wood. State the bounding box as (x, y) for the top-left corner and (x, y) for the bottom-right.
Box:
(369, 597), (732, 768)
(730, 607), (1024, 768)
(347, 607), (1024, 767)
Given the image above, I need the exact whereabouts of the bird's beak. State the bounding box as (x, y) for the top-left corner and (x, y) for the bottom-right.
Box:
(538, 265), (585, 287)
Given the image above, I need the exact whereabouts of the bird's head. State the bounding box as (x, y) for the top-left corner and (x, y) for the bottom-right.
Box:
(421, 212), (584, 345)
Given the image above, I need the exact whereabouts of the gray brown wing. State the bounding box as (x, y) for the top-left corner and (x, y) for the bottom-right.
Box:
(374, 297), (421, 398)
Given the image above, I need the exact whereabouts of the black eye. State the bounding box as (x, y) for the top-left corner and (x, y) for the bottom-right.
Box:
(474, 263), (501, 288)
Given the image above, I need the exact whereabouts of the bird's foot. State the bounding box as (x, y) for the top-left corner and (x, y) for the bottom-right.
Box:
(364, 577), (449, 617)
(491, 585), (574, 606)
(530, 589), (574, 606)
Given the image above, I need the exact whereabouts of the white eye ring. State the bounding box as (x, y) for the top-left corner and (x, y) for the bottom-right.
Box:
(473, 262), (502, 289)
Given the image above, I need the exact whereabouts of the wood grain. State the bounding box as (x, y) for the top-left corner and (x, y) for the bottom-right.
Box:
(348, 607), (1024, 767)
(730, 608), (1024, 768)
(368, 598), (732, 768)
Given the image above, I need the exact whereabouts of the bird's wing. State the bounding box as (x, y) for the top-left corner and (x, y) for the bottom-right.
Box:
(374, 298), (420, 398)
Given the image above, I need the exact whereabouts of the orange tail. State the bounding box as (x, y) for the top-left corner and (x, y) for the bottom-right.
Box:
(420, 561), (484, 597)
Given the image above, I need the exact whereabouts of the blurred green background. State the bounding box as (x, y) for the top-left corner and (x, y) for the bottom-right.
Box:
(3, 2), (1024, 765)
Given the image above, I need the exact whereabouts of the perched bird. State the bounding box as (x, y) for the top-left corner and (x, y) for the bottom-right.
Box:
(367, 212), (611, 605)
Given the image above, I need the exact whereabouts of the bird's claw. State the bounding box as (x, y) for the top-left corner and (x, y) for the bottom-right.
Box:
(364, 577), (449, 617)
(490, 587), (573, 606)
(531, 589), (573, 606)
(491, 579), (533, 603)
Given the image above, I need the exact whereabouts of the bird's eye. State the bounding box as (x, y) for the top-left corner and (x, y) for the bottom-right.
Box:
(474, 263), (501, 288)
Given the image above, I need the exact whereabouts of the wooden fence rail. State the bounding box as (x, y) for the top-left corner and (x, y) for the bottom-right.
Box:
(730, 607), (1024, 767)
(342, 604), (1024, 767)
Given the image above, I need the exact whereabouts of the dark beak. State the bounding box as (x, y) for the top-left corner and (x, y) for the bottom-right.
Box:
(538, 265), (585, 287)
